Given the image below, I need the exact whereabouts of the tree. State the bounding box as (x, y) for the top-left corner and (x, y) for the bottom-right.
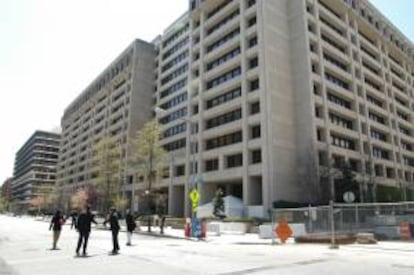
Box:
(213, 188), (225, 219)
(71, 189), (88, 210)
(335, 161), (359, 202)
(29, 183), (55, 215)
(92, 135), (124, 212)
(130, 120), (166, 232)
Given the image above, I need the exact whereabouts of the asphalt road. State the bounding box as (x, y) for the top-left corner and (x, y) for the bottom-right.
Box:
(1, 215), (414, 275)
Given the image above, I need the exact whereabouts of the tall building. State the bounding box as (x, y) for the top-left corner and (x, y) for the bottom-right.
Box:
(57, 39), (156, 209)
(12, 131), (60, 212)
(59, 0), (414, 217)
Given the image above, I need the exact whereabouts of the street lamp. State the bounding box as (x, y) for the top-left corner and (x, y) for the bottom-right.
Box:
(154, 107), (200, 219)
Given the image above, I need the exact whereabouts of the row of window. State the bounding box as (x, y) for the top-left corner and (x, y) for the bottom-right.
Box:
(207, 8), (239, 36)
(325, 72), (350, 90)
(207, 27), (240, 53)
(206, 131), (242, 150)
(162, 37), (189, 61)
(206, 108), (242, 129)
(327, 92), (351, 109)
(162, 24), (189, 48)
(329, 112), (353, 130)
(206, 86), (241, 109)
(160, 93), (187, 110)
(206, 67), (241, 90)
(164, 123), (186, 138)
(159, 107), (187, 124)
(331, 134), (356, 150)
(161, 64), (188, 85)
(206, 47), (240, 71)
(161, 51), (188, 73)
(163, 138), (186, 152)
(160, 79), (187, 98)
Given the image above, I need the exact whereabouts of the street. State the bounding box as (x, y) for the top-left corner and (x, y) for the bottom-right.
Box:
(1, 215), (414, 275)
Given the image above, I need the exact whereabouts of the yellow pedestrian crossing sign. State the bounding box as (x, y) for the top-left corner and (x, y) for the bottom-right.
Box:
(189, 188), (200, 212)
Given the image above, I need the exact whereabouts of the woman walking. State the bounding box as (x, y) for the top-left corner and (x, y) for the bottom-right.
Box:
(49, 210), (65, 250)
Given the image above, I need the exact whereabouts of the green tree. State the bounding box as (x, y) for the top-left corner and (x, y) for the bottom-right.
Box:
(335, 161), (359, 202)
(93, 135), (124, 212)
(213, 188), (225, 219)
(130, 120), (166, 232)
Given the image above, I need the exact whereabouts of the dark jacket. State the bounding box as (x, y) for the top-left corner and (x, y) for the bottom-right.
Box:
(50, 215), (64, 231)
(105, 213), (120, 232)
(76, 212), (97, 233)
(125, 213), (136, 232)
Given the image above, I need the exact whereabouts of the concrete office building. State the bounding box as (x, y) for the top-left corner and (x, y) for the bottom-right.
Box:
(156, 0), (414, 217)
(59, 0), (414, 217)
(57, 40), (156, 209)
(11, 131), (60, 212)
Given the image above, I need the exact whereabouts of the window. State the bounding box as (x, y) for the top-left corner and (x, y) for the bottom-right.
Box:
(249, 57), (258, 69)
(251, 150), (261, 164)
(247, 16), (257, 27)
(227, 153), (243, 168)
(370, 130), (387, 142)
(329, 113), (353, 129)
(163, 138), (186, 151)
(251, 125), (261, 139)
(207, 47), (240, 71)
(368, 112), (385, 125)
(373, 147), (389, 160)
(206, 67), (241, 89)
(331, 134), (356, 150)
(206, 131), (242, 150)
(206, 87), (241, 109)
(247, 0), (256, 8)
(248, 36), (258, 48)
(175, 165), (185, 176)
(325, 72), (349, 90)
(249, 78), (260, 91)
(206, 109), (242, 129)
(205, 159), (219, 172)
(250, 102), (260, 114)
(207, 28), (240, 53)
(327, 93), (351, 109)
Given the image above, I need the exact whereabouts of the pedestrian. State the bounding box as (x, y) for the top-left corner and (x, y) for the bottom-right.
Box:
(104, 208), (120, 254)
(70, 211), (78, 230)
(125, 209), (136, 246)
(49, 210), (65, 250)
(75, 205), (97, 257)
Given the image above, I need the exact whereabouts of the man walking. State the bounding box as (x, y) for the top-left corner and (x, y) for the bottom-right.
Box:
(104, 208), (120, 254)
(75, 205), (97, 257)
(125, 209), (136, 246)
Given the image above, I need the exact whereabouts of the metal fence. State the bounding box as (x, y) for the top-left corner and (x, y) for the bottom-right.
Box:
(272, 202), (414, 236)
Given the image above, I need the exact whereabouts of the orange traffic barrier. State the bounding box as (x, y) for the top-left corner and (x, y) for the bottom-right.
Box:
(400, 221), (411, 241)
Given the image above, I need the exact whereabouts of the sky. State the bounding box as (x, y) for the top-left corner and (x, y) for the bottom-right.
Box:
(0, 0), (413, 184)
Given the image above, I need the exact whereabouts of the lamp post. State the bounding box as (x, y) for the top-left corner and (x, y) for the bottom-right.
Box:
(154, 107), (200, 219)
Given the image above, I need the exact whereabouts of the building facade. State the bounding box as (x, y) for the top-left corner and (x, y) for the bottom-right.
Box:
(11, 131), (60, 212)
(57, 39), (156, 210)
(59, 0), (414, 217)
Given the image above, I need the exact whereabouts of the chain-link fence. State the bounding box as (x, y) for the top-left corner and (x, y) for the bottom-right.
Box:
(271, 202), (414, 239)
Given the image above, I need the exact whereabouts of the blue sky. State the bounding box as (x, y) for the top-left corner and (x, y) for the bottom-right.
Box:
(0, 0), (413, 184)
(370, 0), (414, 42)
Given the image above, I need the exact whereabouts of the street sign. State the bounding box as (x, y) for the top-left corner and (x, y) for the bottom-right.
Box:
(343, 191), (355, 203)
(189, 188), (200, 212)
